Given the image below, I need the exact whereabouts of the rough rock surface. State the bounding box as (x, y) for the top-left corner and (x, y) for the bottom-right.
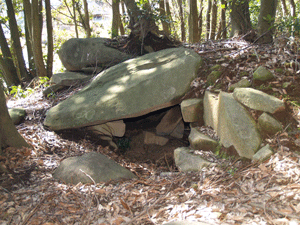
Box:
(53, 152), (136, 184)
(258, 113), (283, 136)
(233, 87), (285, 114)
(180, 98), (203, 123)
(58, 38), (131, 71)
(253, 66), (274, 81)
(252, 144), (273, 163)
(156, 106), (183, 136)
(8, 108), (26, 125)
(174, 147), (215, 172)
(44, 48), (202, 130)
(189, 128), (218, 151)
(50, 72), (91, 86)
(217, 92), (261, 158)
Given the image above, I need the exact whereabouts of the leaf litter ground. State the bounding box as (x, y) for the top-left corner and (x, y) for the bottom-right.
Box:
(1, 38), (300, 224)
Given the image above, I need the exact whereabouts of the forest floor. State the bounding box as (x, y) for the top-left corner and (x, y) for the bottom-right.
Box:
(1, 37), (300, 224)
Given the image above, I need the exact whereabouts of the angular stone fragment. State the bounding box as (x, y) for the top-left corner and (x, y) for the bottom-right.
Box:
(189, 128), (218, 151)
(174, 147), (215, 172)
(50, 72), (90, 86)
(252, 144), (273, 162)
(8, 108), (26, 125)
(233, 87), (285, 114)
(217, 92), (261, 158)
(180, 98), (203, 123)
(144, 131), (169, 146)
(156, 106), (183, 136)
(253, 66), (274, 81)
(203, 91), (219, 130)
(258, 113), (283, 136)
(228, 78), (251, 91)
(170, 119), (184, 139)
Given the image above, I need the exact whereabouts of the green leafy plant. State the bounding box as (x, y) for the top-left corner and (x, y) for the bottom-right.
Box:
(10, 85), (34, 98)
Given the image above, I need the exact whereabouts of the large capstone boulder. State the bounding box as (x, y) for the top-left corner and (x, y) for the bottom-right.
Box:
(44, 47), (203, 130)
(53, 152), (136, 184)
(58, 38), (132, 71)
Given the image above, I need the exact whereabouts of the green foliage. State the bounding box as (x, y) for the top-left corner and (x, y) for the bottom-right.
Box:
(9, 76), (50, 98)
(10, 85), (34, 98)
(275, 17), (300, 36)
(116, 137), (131, 152)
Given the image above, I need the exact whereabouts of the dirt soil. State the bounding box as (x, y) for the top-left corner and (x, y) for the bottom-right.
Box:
(1, 37), (300, 224)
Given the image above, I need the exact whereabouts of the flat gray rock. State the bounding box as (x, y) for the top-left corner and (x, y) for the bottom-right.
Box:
(44, 48), (202, 130)
(233, 87), (285, 114)
(53, 152), (136, 184)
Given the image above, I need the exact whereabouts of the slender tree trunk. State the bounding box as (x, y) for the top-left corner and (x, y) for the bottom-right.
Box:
(189, 0), (199, 43)
(221, 0), (227, 39)
(0, 85), (29, 151)
(112, 0), (120, 38)
(6, 0), (31, 82)
(280, 0), (288, 17)
(159, 0), (170, 35)
(206, 0), (212, 40)
(31, 0), (47, 77)
(257, 0), (278, 43)
(210, 0), (218, 40)
(230, 0), (252, 37)
(198, 0), (203, 40)
(71, 0), (79, 37)
(165, 0), (173, 35)
(177, 0), (186, 41)
(289, 0), (295, 17)
(45, 0), (53, 78)
(83, 0), (91, 38)
(0, 24), (20, 86)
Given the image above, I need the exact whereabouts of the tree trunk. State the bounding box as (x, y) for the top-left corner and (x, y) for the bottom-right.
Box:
(0, 85), (29, 151)
(280, 0), (289, 17)
(123, 0), (158, 39)
(0, 24), (20, 87)
(177, 0), (186, 41)
(45, 0), (53, 78)
(198, 0), (203, 40)
(210, 0), (218, 40)
(83, 0), (91, 38)
(165, 0), (173, 35)
(230, 0), (252, 37)
(221, 0), (227, 39)
(71, 0), (79, 37)
(112, 0), (120, 38)
(257, 0), (278, 43)
(206, 0), (212, 40)
(31, 0), (47, 77)
(289, 0), (295, 17)
(159, 0), (170, 35)
(6, 0), (32, 82)
(189, 0), (199, 43)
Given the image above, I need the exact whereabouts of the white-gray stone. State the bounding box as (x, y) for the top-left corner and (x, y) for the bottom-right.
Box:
(174, 147), (215, 172)
(180, 98), (203, 123)
(87, 120), (126, 137)
(8, 108), (26, 125)
(217, 92), (261, 158)
(252, 144), (273, 162)
(189, 128), (218, 151)
(203, 91), (219, 130)
(233, 87), (285, 114)
(258, 113), (283, 136)
(58, 38), (131, 71)
(52, 152), (136, 184)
